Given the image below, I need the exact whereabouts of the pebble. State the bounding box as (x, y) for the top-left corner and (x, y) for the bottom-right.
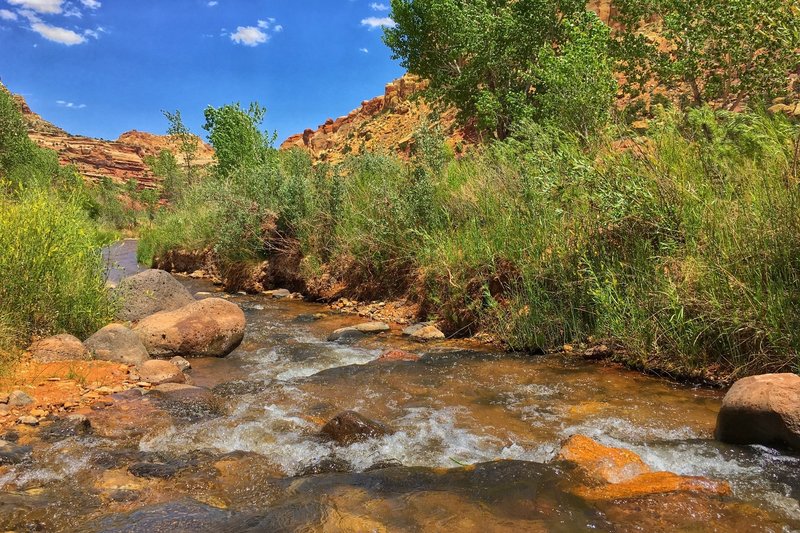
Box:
(0, 393), (8, 404)
(170, 356), (192, 372)
(30, 409), (47, 417)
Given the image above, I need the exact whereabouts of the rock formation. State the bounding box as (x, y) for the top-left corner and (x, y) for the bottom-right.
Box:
(2, 82), (213, 188)
(280, 75), (475, 165)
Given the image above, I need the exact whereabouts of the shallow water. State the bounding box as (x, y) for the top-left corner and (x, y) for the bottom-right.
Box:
(1, 244), (798, 531)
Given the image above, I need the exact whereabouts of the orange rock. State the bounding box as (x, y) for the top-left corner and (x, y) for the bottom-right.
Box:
(558, 435), (732, 501)
(557, 434), (650, 484)
(575, 471), (732, 500)
(377, 350), (421, 362)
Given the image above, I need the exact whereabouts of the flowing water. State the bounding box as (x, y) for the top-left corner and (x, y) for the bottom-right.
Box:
(1, 241), (798, 531)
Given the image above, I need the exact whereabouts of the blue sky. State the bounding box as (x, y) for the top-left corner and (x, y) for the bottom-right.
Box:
(0, 0), (403, 142)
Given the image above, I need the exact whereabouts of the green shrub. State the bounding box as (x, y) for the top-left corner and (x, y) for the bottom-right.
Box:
(0, 189), (115, 344)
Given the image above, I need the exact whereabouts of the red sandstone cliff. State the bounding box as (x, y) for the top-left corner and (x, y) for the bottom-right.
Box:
(5, 84), (213, 188)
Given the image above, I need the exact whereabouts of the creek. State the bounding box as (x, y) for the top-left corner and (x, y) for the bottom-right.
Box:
(1, 240), (798, 531)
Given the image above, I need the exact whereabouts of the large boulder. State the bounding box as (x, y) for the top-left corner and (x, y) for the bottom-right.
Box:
(85, 324), (150, 365)
(133, 298), (246, 358)
(715, 373), (800, 450)
(29, 334), (90, 362)
(114, 269), (195, 322)
(320, 411), (394, 446)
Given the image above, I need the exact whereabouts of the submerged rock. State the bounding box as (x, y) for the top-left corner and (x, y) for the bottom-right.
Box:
(715, 373), (800, 450)
(29, 334), (90, 362)
(320, 411), (394, 445)
(149, 383), (222, 419)
(298, 457), (353, 476)
(556, 434), (731, 500)
(85, 324), (150, 365)
(38, 414), (91, 442)
(0, 443), (32, 465)
(138, 360), (185, 385)
(114, 269), (195, 322)
(133, 298), (246, 358)
(377, 349), (421, 362)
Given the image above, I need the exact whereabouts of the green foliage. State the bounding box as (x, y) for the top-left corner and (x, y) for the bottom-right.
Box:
(203, 102), (274, 178)
(145, 149), (183, 202)
(0, 189), (115, 345)
(613, 0), (800, 108)
(384, 0), (616, 138)
(163, 110), (199, 181)
(534, 13), (618, 139)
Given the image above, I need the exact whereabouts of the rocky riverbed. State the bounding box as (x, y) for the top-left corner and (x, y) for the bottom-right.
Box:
(0, 243), (798, 531)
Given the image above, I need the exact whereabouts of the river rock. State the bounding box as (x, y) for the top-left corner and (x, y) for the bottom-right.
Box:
(29, 334), (90, 362)
(133, 298), (246, 358)
(0, 443), (32, 465)
(16, 416), (38, 426)
(170, 356), (192, 371)
(114, 269), (195, 322)
(327, 327), (366, 343)
(557, 435), (731, 500)
(409, 325), (445, 342)
(715, 373), (800, 450)
(138, 360), (185, 385)
(149, 383), (222, 419)
(320, 411), (394, 445)
(377, 349), (421, 362)
(84, 324), (150, 365)
(8, 390), (34, 407)
(353, 321), (390, 333)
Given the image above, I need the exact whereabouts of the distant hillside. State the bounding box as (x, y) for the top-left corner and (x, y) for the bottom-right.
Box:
(281, 75), (477, 165)
(2, 82), (213, 188)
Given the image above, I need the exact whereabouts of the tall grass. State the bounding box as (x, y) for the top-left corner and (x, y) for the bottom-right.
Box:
(0, 188), (115, 345)
(141, 107), (800, 380)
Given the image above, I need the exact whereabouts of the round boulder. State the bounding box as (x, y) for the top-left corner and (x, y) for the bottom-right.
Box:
(114, 269), (195, 322)
(29, 334), (90, 362)
(133, 298), (246, 358)
(138, 360), (185, 386)
(715, 373), (800, 450)
(85, 324), (150, 365)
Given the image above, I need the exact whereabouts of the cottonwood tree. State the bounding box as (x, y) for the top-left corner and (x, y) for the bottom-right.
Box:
(163, 110), (199, 182)
(613, 0), (800, 109)
(383, 0), (616, 140)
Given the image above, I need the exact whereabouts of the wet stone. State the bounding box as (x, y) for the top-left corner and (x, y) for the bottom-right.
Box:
(327, 328), (366, 344)
(170, 356), (192, 372)
(90, 499), (232, 532)
(38, 414), (91, 442)
(128, 460), (188, 479)
(107, 489), (141, 503)
(320, 410), (394, 446)
(365, 458), (404, 471)
(0, 443), (32, 465)
(298, 457), (353, 476)
(212, 379), (271, 398)
(17, 416), (39, 426)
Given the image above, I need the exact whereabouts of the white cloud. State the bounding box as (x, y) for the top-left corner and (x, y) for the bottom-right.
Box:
(80, 0), (100, 8)
(273, 24), (282, 32)
(56, 99), (86, 109)
(359, 47), (369, 53)
(31, 21), (87, 44)
(230, 26), (268, 46)
(0, 9), (18, 20)
(361, 16), (395, 29)
(63, 3), (82, 17)
(7, 0), (64, 14)
(207, 1), (217, 5)
(257, 19), (269, 29)
(370, 2), (389, 11)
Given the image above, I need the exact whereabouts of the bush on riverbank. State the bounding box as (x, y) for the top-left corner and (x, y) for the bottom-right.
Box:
(139, 103), (800, 381)
(0, 88), (116, 356)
